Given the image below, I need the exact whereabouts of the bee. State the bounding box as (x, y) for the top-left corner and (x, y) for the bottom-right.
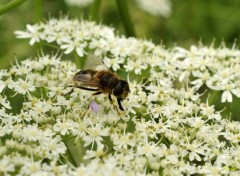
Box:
(68, 55), (130, 114)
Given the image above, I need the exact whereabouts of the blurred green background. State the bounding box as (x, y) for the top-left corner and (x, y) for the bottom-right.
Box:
(1, 0), (240, 69)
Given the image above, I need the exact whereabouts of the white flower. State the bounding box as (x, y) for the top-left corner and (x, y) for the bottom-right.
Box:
(199, 163), (230, 175)
(19, 160), (42, 175)
(0, 80), (6, 93)
(65, 0), (95, 7)
(41, 135), (67, 159)
(124, 59), (147, 74)
(71, 120), (87, 140)
(181, 140), (206, 162)
(53, 118), (75, 136)
(15, 24), (43, 45)
(0, 156), (15, 174)
(191, 70), (210, 90)
(83, 123), (109, 147)
(114, 153), (134, 168)
(137, 141), (160, 158)
(221, 84), (240, 102)
(13, 78), (36, 95)
(83, 143), (107, 159)
(103, 56), (124, 71)
(111, 132), (136, 151)
(21, 125), (43, 142)
(0, 95), (11, 109)
(135, 0), (172, 17)
(60, 39), (87, 56)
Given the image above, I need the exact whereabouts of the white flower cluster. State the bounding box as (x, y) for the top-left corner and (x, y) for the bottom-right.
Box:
(15, 17), (240, 103)
(0, 17), (239, 175)
(65, 0), (95, 7)
(135, 0), (171, 17)
(63, 0), (171, 17)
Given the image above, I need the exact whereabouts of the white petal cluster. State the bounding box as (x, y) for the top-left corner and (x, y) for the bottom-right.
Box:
(135, 0), (172, 17)
(65, 0), (95, 7)
(15, 17), (240, 104)
(0, 18), (239, 175)
(63, 0), (172, 17)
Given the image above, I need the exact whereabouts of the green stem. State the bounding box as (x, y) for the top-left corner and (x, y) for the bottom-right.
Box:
(208, 90), (220, 105)
(115, 0), (136, 37)
(63, 140), (78, 167)
(89, 0), (102, 22)
(41, 41), (60, 49)
(0, 0), (28, 15)
(34, 0), (43, 22)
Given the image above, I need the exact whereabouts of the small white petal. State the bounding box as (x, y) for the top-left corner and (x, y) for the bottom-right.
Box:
(63, 46), (75, 54)
(221, 90), (232, 103)
(76, 47), (84, 57)
(179, 71), (186, 82)
(231, 88), (240, 98)
(0, 82), (5, 93)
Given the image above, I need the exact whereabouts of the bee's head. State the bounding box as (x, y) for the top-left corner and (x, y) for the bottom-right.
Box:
(113, 80), (130, 100)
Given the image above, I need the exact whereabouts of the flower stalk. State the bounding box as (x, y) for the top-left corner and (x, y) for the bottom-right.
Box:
(115, 0), (136, 37)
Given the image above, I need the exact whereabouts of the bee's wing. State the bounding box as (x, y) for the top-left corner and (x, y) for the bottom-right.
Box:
(70, 55), (107, 89)
(72, 70), (99, 88)
(84, 54), (108, 71)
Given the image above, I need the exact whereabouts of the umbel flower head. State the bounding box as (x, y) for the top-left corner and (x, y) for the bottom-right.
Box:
(0, 17), (240, 175)
(15, 17), (240, 105)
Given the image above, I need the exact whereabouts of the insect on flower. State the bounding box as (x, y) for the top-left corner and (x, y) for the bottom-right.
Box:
(67, 55), (130, 115)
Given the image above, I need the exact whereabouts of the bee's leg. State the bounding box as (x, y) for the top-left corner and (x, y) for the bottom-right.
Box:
(63, 86), (99, 96)
(80, 109), (89, 118)
(108, 94), (113, 102)
(92, 92), (102, 96)
(76, 86), (99, 91)
(117, 98), (124, 111)
(108, 94), (120, 115)
(85, 92), (101, 110)
(81, 92), (101, 118)
(86, 92), (101, 109)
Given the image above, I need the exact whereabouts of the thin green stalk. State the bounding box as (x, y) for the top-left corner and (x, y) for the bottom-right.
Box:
(89, 0), (102, 22)
(0, 0), (28, 15)
(34, 0), (43, 22)
(41, 41), (60, 49)
(115, 0), (136, 37)
(63, 140), (78, 167)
